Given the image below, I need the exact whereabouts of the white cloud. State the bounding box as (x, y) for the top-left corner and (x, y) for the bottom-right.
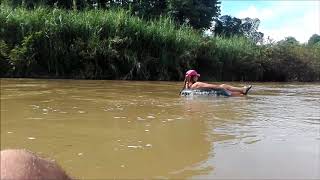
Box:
(235, 1), (320, 43)
(262, 3), (319, 43)
(237, 5), (275, 21)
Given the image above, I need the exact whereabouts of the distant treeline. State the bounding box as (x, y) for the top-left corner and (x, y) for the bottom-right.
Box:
(0, 5), (319, 81)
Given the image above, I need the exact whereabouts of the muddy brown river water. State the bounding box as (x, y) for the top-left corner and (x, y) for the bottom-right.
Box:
(1, 79), (319, 179)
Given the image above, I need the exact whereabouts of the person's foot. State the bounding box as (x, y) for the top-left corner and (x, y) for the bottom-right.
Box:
(243, 85), (252, 95)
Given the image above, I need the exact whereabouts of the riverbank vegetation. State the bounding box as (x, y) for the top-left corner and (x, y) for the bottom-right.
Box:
(0, 3), (319, 81)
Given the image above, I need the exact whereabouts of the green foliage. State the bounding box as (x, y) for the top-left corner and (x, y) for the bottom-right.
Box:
(129, 0), (167, 19)
(167, 0), (221, 30)
(214, 15), (264, 44)
(0, 4), (319, 81)
(261, 42), (320, 81)
(4, 0), (221, 30)
(214, 15), (242, 36)
(0, 40), (11, 76)
(308, 34), (320, 46)
(196, 36), (263, 81)
(278, 36), (299, 45)
(0, 5), (200, 80)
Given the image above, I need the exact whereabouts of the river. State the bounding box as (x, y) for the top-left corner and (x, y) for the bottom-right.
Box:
(1, 79), (319, 179)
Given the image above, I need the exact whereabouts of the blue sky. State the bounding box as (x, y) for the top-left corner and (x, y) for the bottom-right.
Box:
(220, 0), (320, 43)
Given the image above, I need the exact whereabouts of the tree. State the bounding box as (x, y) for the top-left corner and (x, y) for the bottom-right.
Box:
(308, 34), (320, 46)
(9, 0), (22, 7)
(167, 0), (221, 30)
(90, 0), (221, 30)
(81, 0), (166, 17)
(213, 15), (264, 44)
(24, 0), (47, 8)
(240, 17), (264, 44)
(278, 36), (299, 45)
(56, 0), (73, 9)
(213, 15), (242, 37)
(75, 0), (86, 10)
(131, 0), (167, 19)
(3, 0), (221, 29)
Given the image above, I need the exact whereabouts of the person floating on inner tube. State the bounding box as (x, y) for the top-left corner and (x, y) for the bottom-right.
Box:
(180, 70), (252, 96)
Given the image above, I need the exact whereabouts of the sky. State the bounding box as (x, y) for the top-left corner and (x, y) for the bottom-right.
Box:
(220, 0), (320, 43)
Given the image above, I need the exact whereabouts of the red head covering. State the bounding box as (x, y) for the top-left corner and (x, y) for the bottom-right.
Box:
(185, 70), (200, 78)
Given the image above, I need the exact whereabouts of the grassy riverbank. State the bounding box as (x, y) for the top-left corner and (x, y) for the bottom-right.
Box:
(1, 5), (319, 81)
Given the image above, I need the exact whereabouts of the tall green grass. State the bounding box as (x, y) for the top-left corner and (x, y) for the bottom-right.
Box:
(1, 5), (319, 81)
(0, 5), (201, 79)
(198, 36), (264, 81)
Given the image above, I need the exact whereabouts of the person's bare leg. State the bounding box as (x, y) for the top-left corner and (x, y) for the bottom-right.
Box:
(1, 149), (72, 180)
(229, 91), (244, 96)
(219, 84), (246, 93)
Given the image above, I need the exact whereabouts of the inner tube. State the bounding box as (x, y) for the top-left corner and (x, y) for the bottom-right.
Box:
(180, 88), (231, 97)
